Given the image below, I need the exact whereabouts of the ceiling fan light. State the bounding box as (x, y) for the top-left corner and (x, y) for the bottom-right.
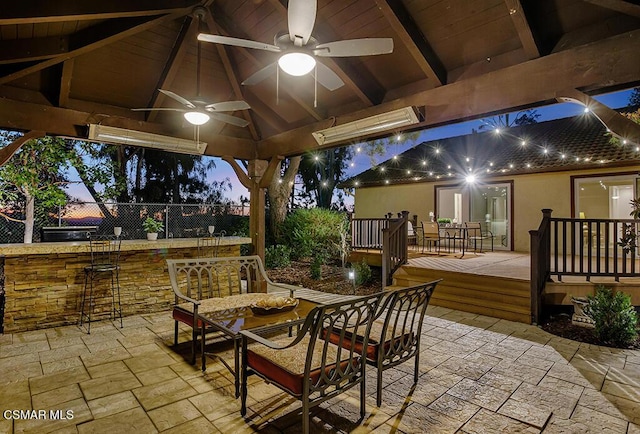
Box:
(278, 52), (316, 76)
(184, 111), (210, 125)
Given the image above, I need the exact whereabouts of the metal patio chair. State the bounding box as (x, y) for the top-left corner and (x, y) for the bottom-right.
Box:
(239, 293), (383, 434)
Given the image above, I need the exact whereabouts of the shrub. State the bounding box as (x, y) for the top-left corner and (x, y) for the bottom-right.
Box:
(265, 244), (291, 269)
(352, 259), (372, 286)
(585, 285), (638, 347)
(310, 255), (324, 280)
(282, 208), (346, 261)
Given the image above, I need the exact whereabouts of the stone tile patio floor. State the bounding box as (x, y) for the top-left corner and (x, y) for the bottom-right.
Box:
(1, 306), (639, 433)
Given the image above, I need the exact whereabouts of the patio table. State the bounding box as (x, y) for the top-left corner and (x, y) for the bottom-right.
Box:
(442, 225), (467, 258)
(198, 297), (320, 397)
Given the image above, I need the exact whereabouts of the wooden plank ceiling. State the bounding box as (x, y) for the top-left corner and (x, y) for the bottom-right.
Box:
(0, 0), (639, 161)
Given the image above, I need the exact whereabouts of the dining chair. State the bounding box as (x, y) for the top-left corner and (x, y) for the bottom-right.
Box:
(239, 293), (383, 434)
(79, 234), (123, 334)
(420, 221), (442, 253)
(407, 220), (417, 246)
(325, 280), (440, 406)
(465, 222), (494, 252)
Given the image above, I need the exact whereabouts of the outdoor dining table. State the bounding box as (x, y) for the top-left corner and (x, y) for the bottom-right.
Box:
(441, 225), (468, 258)
(198, 297), (320, 397)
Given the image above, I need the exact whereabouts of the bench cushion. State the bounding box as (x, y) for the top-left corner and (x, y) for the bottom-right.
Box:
(173, 293), (274, 326)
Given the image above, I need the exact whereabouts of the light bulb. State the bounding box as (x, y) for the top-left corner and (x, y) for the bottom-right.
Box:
(184, 111), (210, 125)
(278, 52), (316, 76)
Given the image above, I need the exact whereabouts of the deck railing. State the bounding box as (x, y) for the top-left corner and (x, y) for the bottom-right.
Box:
(530, 209), (640, 323)
(351, 212), (409, 286)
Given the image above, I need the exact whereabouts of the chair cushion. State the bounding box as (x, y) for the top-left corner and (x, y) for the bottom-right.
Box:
(246, 335), (355, 397)
(324, 320), (414, 362)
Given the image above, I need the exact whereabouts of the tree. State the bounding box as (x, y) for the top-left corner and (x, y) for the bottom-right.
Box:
(629, 87), (640, 107)
(298, 147), (354, 209)
(478, 109), (540, 131)
(268, 156), (301, 241)
(0, 135), (76, 243)
(362, 131), (422, 166)
(69, 140), (127, 221)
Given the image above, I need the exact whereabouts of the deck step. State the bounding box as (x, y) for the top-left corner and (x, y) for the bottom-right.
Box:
(393, 265), (531, 324)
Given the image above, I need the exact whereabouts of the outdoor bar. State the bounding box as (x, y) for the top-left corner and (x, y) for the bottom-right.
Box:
(0, 237), (250, 332)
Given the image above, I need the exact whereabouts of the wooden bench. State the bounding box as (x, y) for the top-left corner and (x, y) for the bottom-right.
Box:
(166, 255), (300, 364)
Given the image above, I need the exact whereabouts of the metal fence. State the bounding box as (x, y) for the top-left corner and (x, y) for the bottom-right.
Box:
(0, 202), (251, 243)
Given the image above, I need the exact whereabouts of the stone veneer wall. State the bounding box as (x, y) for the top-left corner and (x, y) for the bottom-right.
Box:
(3, 244), (240, 332)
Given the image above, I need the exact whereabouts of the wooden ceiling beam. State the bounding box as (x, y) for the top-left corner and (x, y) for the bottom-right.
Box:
(58, 59), (74, 107)
(0, 131), (45, 167)
(0, 36), (69, 65)
(504, 0), (540, 59)
(0, 98), (257, 160)
(582, 0), (640, 18)
(242, 91), (291, 133)
(257, 30), (640, 158)
(202, 9), (260, 141)
(556, 88), (640, 144)
(146, 15), (196, 123)
(0, 10), (194, 86)
(0, 1), (201, 25)
(375, 0), (446, 86)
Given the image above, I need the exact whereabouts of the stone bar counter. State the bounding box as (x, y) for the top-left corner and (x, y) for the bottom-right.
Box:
(0, 237), (251, 332)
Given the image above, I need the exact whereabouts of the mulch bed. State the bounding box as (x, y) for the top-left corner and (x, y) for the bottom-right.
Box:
(266, 259), (382, 296)
(267, 260), (640, 350)
(540, 313), (640, 350)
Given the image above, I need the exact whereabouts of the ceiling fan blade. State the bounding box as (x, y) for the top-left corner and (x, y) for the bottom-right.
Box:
(313, 38), (394, 57)
(242, 62), (277, 86)
(159, 89), (196, 108)
(314, 62), (344, 91)
(205, 101), (251, 112)
(210, 112), (250, 128)
(288, 0), (316, 46)
(197, 33), (280, 52)
(131, 107), (185, 112)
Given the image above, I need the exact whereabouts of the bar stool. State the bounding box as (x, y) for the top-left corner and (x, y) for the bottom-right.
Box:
(197, 230), (225, 258)
(79, 234), (123, 333)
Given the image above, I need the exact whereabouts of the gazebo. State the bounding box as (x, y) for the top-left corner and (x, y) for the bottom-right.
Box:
(1, 0), (640, 259)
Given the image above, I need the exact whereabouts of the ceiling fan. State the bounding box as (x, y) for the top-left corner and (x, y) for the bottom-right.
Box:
(197, 0), (393, 92)
(134, 9), (251, 128)
(133, 89), (250, 127)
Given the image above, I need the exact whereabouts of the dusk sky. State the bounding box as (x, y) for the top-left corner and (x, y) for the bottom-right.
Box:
(64, 87), (636, 205)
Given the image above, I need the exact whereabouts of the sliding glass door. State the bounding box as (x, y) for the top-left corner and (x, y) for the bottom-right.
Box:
(436, 182), (512, 250)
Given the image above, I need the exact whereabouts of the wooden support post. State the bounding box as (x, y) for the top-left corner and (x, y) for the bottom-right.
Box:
(222, 155), (283, 261)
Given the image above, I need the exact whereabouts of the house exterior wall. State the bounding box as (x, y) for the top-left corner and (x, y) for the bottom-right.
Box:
(353, 166), (640, 253)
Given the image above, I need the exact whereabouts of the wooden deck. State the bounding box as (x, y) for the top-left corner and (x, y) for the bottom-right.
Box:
(351, 249), (640, 324)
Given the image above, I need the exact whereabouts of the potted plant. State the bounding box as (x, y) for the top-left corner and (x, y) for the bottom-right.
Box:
(142, 217), (164, 240)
